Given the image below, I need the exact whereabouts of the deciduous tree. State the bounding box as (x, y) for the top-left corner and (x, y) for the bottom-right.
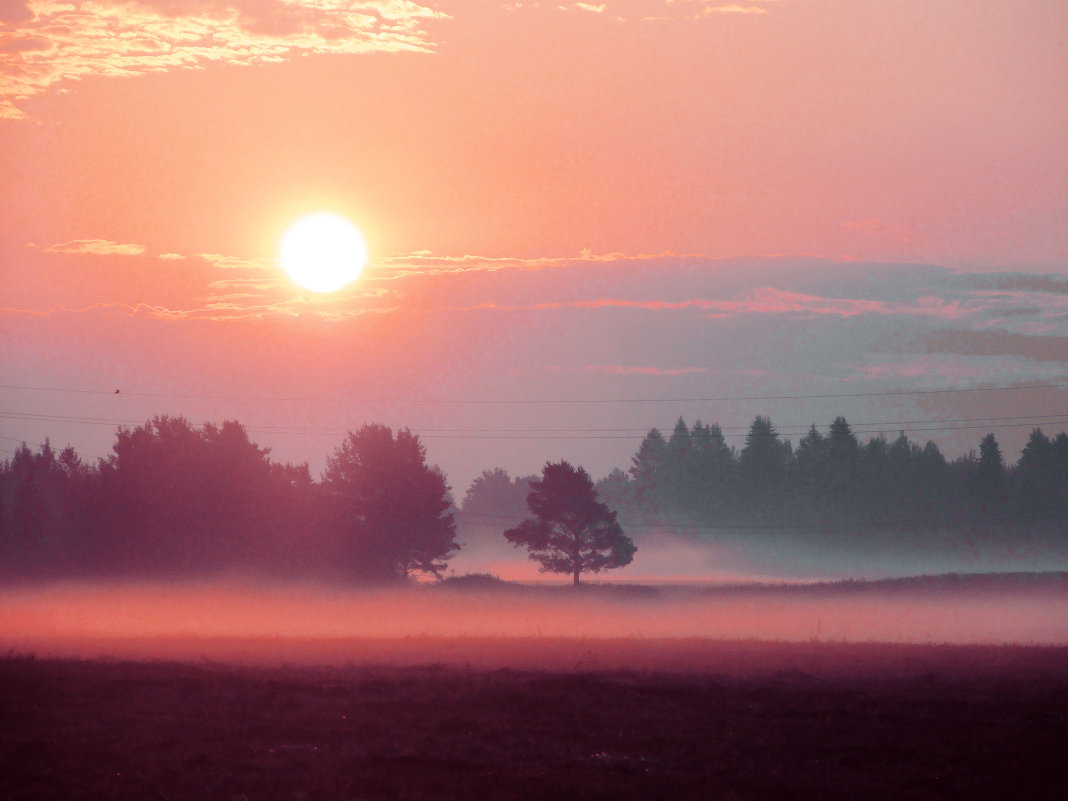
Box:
(323, 424), (457, 582)
(505, 460), (635, 585)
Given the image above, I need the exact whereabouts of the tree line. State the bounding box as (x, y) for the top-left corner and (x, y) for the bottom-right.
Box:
(607, 416), (1068, 529)
(460, 416), (1068, 534)
(0, 416), (634, 584)
(3, 412), (1066, 583)
(0, 417), (458, 583)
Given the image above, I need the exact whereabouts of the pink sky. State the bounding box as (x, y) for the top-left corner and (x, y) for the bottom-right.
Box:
(2, 0), (1067, 493)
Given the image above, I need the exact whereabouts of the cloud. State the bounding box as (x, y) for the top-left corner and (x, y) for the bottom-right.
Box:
(41, 239), (147, 256)
(0, 0), (449, 119)
(369, 249), (677, 281)
(584, 365), (710, 376)
(514, 0), (775, 22)
(434, 288), (966, 322)
(14, 244), (1068, 341)
(856, 354), (1067, 385)
(199, 252), (276, 270)
(957, 272), (1068, 296)
(0, 301), (201, 320)
(644, 0), (770, 19)
(0, 1), (32, 25)
(922, 329), (1068, 364)
(698, 4), (767, 14)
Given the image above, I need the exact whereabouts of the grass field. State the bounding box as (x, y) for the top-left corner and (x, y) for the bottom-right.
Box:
(2, 640), (1066, 801)
(3, 575), (1066, 799)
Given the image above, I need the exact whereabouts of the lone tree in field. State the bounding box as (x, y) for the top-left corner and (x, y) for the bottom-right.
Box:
(505, 460), (635, 585)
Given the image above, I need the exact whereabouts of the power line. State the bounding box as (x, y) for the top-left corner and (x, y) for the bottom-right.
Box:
(4, 409), (1066, 432)
(2, 408), (1067, 441)
(0, 381), (1066, 405)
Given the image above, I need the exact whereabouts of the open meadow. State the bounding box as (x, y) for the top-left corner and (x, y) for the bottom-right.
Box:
(2, 574), (1067, 799)
(2, 642), (1067, 801)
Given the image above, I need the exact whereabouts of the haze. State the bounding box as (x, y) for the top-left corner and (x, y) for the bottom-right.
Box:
(0, 577), (1063, 670)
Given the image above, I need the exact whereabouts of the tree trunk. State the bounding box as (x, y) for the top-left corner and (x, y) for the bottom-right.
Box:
(573, 568), (581, 586)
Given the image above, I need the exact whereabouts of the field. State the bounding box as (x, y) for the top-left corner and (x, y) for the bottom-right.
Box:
(3, 575), (1066, 799)
(3, 640), (1067, 801)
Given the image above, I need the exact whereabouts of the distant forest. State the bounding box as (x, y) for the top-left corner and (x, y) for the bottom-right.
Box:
(456, 417), (1068, 547)
(2, 414), (1066, 582)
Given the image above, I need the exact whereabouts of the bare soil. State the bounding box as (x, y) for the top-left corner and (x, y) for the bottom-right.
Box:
(2, 640), (1066, 800)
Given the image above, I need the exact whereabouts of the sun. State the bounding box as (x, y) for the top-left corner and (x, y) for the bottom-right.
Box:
(279, 212), (368, 292)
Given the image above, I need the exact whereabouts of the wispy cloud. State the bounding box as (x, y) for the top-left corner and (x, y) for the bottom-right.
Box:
(13, 244), (1068, 338)
(922, 329), (1068, 364)
(370, 249), (678, 280)
(0, 0), (448, 119)
(40, 239), (147, 256)
(0, 295), (395, 322)
(638, 0), (771, 20)
(428, 288), (969, 321)
(696, 4), (768, 14)
(514, 1), (775, 22)
(957, 272), (1068, 296)
(199, 252), (276, 271)
(584, 364), (710, 376)
(855, 355), (1067, 385)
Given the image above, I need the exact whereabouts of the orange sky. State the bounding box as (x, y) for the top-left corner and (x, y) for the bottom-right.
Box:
(2, 0), (1067, 492)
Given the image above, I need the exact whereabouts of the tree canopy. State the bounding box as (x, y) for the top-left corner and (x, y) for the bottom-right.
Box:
(504, 460), (635, 585)
(3, 412), (1068, 584)
(323, 424), (457, 582)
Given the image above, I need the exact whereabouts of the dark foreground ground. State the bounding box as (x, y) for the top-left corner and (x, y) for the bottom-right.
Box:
(2, 641), (1067, 801)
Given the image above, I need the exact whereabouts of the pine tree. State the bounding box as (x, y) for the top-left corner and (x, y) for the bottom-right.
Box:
(629, 428), (667, 512)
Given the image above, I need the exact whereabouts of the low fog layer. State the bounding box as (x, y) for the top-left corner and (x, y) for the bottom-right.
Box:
(2, 577), (1065, 667)
(450, 528), (1068, 583)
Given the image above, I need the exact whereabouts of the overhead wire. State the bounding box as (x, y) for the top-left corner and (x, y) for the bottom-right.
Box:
(2, 408), (1067, 441)
(0, 380), (1066, 405)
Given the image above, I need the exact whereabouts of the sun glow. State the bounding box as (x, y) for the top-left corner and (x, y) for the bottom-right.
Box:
(279, 213), (368, 292)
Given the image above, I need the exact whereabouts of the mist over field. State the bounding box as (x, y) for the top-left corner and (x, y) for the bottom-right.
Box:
(3, 574), (1065, 669)
(452, 524), (1068, 584)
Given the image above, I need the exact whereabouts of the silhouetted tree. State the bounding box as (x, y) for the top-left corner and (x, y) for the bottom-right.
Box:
(825, 416), (860, 512)
(794, 424), (828, 506)
(594, 468), (633, 517)
(10, 468), (46, 565)
(738, 416), (789, 511)
(688, 420), (735, 520)
(972, 433), (1005, 501)
(629, 428), (667, 512)
(456, 468), (536, 551)
(96, 416), (316, 577)
(858, 434), (891, 521)
(505, 460), (635, 585)
(1015, 428), (1056, 512)
(795, 424), (827, 472)
(0, 440), (90, 576)
(323, 424), (457, 582)
(661, 418), (693, 511)
(912, 440), (949, 520)
(461, 468), (533, 523)
(1053, 433), (1068, 510)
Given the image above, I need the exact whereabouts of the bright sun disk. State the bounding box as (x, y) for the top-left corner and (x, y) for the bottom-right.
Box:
(279, 212), (368, 292)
